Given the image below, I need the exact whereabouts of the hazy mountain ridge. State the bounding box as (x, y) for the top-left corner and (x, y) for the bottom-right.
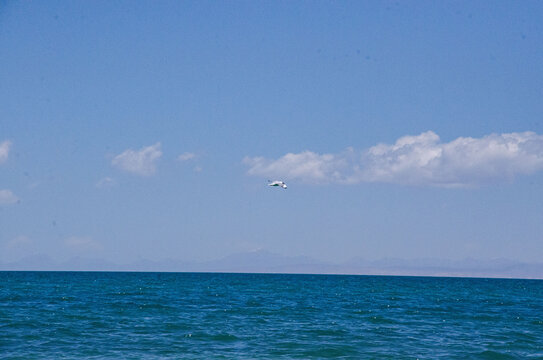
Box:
(1, 250), (542, 279)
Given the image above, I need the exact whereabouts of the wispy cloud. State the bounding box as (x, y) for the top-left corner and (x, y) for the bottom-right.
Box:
(64, 236), (103, 251)
(177, 152), (196, 161)
(0, 140), (12, 164)
(96, 177), (116, 188)
(1, 235), (35, 262)
(177, 152), (202, 172)
(0, 189), (18, 205)
(112, 143), (162, 176)
(244, 131), (543, 187)
(5, 235), (32, 249)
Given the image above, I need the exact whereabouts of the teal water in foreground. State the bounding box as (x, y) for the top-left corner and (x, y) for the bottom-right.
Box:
(1, 272), (542, 359)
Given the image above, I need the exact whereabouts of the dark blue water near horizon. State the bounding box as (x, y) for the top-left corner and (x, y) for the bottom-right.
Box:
(1, 272), (542, 359)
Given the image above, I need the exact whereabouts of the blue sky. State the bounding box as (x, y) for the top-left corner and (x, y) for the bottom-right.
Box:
(1, 1), (543, 267)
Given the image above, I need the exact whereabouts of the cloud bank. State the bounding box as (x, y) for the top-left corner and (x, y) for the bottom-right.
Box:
(112, 143), (162, 176)
(0, 140), (12, 163)
(244, 131), (543, 187)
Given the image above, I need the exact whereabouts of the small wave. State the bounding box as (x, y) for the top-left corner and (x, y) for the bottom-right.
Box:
(209, 333), (239, 342)
(307, 328), (348, 337)
(367, 315), (397, 324)
(302, 345), (359, 358)
(476, 350), (519, 359)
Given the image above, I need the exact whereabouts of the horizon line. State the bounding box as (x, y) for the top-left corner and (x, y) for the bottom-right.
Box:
(1, 269), (542, 281)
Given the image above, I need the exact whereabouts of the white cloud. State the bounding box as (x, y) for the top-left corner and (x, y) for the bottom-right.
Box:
(178, 152), (196, 161)
(243, 151), (349, 184)
(112, 143), (162, 176)
(244, 131), (543, 187)
(0, 189), (18, 205)
(0, 140), (12, 163)
(361, 131), (543, 187)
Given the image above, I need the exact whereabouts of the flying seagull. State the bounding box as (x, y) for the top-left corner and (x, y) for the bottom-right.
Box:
(268, 180), (287, 189)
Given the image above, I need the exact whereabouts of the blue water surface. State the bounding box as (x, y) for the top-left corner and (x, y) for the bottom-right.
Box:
(1, 272), (542, 359)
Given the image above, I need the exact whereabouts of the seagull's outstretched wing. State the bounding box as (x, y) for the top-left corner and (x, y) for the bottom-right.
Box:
(268, 180), (287, 189)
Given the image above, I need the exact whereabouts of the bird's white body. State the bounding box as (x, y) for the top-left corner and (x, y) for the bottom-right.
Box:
(268, 180), (287, 189)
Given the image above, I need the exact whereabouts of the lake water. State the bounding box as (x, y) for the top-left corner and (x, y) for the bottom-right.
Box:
(1, 272), (542, 359)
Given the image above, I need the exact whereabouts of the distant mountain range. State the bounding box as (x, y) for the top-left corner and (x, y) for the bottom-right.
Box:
(1, 250), (542, 279)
